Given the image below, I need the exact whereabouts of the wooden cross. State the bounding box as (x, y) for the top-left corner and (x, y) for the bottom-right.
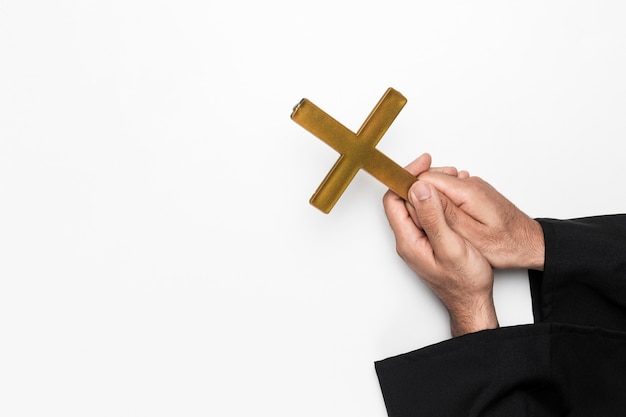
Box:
(291, 87), (417, 213)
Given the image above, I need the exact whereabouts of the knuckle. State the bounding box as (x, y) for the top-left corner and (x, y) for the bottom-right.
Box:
(395, 242), (406, 258)
(441, 197), (458, 227)
(395, 239), (413, 260)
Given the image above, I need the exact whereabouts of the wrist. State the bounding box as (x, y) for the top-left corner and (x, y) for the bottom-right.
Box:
(519, 219), (545, 271)
(446, 292), (499, 337)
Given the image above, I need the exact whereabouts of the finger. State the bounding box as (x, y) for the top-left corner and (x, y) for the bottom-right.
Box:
(383, 189), (425, 244)
(408, 182), (464, 262)
(430, 166), (459, 176)
(413, 182), (489, 263)
(403, 154), (460, 178)
(406, 186), (463, 230)
(405, 199), (421, 229)
(403, 153), (432, 176)
(417, 171), (477, 207)
(458, 170), (470, 179)
(419, 172), (508, 227)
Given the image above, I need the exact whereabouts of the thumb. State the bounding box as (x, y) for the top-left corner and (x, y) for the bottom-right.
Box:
(409, 181), (441, 229)
(409, 181), (460, 259)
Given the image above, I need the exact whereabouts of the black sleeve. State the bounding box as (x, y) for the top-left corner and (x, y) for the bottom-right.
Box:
(375, 325), (558, 417)
(375, 323), (626, 417)
(529, 214), (626, 332)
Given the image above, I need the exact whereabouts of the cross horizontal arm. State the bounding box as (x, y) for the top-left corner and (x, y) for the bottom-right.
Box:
(291, 99), (356, 155)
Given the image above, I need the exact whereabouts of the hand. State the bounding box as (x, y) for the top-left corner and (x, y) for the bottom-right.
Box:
(383, 179), (498, 337)
(415, 172), (545, 270)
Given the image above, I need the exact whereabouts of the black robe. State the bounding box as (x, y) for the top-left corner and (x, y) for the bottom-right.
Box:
(375, 215), (626, 416)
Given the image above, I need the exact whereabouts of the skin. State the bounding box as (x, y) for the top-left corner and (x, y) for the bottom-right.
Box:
(383, 153), (545, 336)
(415, 170), (545, 271)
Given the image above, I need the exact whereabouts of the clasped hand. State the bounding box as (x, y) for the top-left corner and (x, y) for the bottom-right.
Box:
(382, 153), (544, 336)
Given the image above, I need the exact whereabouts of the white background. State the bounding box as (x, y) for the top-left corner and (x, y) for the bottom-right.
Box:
(2, 1), (626, 416)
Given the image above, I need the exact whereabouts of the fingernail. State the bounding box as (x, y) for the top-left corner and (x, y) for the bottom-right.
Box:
(411, 182), (432, 201)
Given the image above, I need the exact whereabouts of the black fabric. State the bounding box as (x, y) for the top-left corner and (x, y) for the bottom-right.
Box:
(376, 323), (626, 416)
(376, 215), (626, 416)
(530, 215), (626, 332)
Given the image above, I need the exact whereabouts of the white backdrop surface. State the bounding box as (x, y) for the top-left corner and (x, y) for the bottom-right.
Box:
(2, 1), (626, 416)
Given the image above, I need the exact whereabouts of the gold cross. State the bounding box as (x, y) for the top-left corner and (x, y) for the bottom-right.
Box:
(291, 88), (417, 213)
